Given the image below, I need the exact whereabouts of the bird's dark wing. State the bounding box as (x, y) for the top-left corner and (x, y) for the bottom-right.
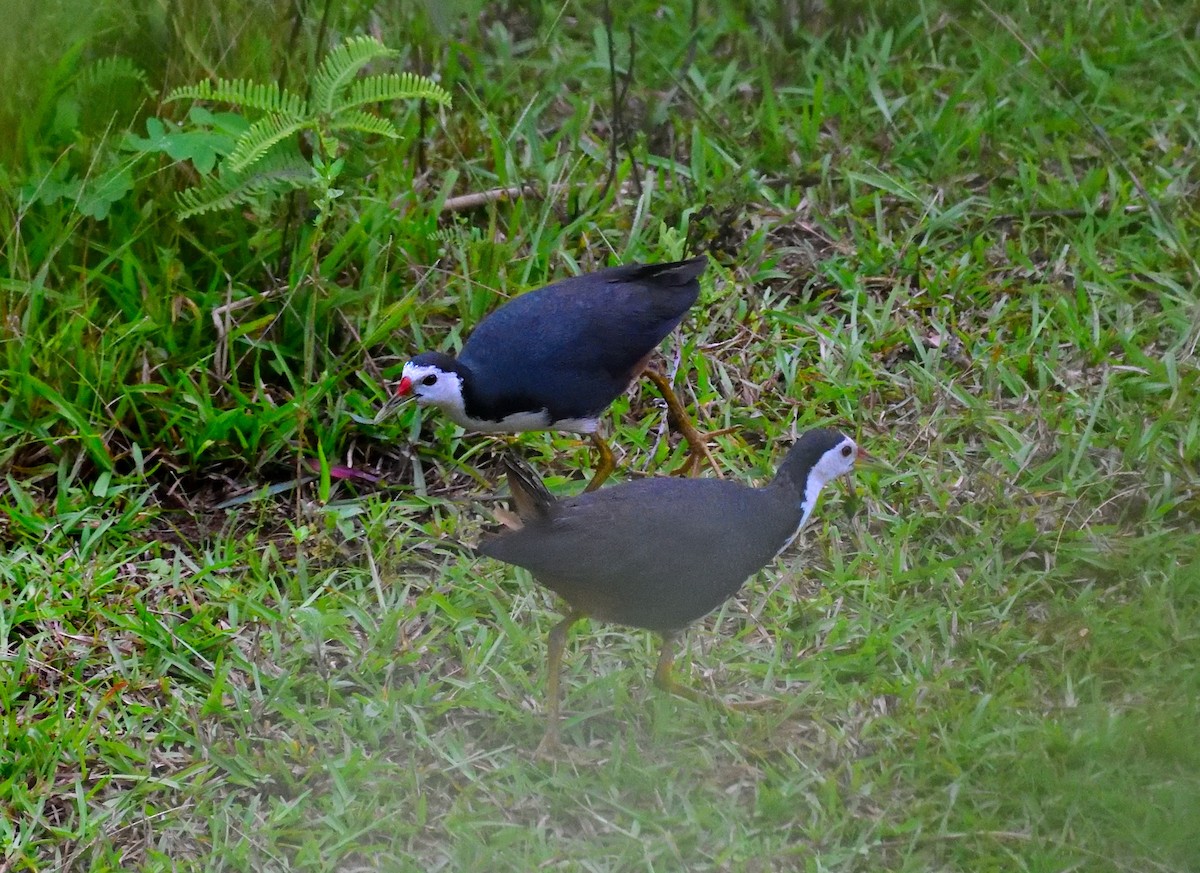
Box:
(459, 259), (706, 420)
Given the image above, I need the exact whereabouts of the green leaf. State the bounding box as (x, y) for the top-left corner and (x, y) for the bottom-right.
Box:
(167, 79), (307, 117)
(310, 36), (398, 115)
(124, 117), (236, 174)
(175, 148), (315, 218)
(188, 107), (251, 137)
(326, 109), (400, 139)
(343, 73), (452, 111)
(75, 56), (150, 95)
(20, 163), (81, 208)
(225, 114), (312, 173)
(50, 95), (81, 141)
(6, 373), (112, 469)
(75, 165), (133, 219)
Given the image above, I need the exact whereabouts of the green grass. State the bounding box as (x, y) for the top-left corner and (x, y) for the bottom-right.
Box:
(2, 0), (1199, 870)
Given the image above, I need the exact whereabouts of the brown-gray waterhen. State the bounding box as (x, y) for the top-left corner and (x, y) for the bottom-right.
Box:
(379, 258), (720, 491)
(478, 427), (867, 750)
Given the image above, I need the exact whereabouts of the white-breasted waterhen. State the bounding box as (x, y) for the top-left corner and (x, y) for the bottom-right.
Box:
(477, 427), (868, 751)
(379, 257), (719, 491)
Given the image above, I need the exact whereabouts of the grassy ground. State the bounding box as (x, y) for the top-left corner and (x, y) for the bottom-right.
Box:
(2, 0), (1199, 870)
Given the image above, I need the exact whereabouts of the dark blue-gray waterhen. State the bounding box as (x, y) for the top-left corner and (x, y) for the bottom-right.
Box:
(478, 428), (868, 751)
(380, 258), (719, 490)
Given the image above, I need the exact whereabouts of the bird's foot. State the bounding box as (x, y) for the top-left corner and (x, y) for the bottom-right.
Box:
(723, 694), (782, 712)
(671, 424), (739, 478)
(653, 671), (725, 709)
(534, 727), (563, 759)
(643, 368), (732, 480)
(533, 727), (602, 763)
(654, 667), (780, 713)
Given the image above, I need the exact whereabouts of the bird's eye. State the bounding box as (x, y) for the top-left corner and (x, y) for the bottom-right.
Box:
(422, 374), (438, 386)
(841, 445), (853, 457)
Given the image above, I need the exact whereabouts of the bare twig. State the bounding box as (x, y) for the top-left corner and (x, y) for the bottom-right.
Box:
(439, 185), (542, 213)
(423, 179), (644, 214)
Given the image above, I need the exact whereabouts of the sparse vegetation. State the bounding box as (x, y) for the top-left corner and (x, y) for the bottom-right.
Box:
(1, 1), (1197, 871)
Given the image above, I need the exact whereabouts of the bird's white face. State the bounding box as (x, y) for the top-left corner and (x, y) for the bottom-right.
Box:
(810, 435), (860, 490)
(397, 361), (468, 420)
(786, 434), (862, 547)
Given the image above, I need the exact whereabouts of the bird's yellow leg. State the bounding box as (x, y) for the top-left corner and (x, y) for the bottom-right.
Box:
(583, 433), (616, 492)
(536, 610), (587, 755)
(653, 631), (779, 711)
(643, 369), (726, 479)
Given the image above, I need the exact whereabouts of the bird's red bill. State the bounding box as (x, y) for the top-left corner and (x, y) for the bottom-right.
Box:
(396, 376), (413, 396)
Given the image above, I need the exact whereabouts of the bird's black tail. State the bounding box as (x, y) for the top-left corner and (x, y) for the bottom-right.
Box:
(502, 454), (556, 522)
(625, 256), (707, 287)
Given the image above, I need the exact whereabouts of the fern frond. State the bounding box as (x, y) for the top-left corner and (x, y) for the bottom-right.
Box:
(167, 79), (307, 116)
(76, 57), (150, 95)
(176, 179), (248, 219)
(176, 149), (315, 218)
(430, 222), (486, 245)
(326, 109), (400, 139)
(311, 36), (397, 115)
(344, 73), (452, 111)
(225, 114), (312, 173)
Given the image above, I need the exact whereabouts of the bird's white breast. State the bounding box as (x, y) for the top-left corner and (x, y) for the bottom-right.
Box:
(452, 408), (599, 435)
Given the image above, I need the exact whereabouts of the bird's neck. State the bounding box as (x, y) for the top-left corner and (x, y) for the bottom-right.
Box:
(760, 474), (824, 558)
(768, 468), (827, 536)
(797, 473), (824, 530)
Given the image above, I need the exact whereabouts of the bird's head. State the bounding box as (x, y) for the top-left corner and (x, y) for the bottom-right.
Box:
(775, 428), (874, 507)
(808, 431), (867, 488)
(375, 351), (466, 422)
